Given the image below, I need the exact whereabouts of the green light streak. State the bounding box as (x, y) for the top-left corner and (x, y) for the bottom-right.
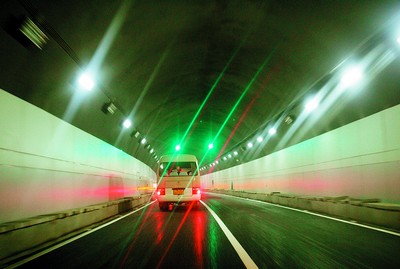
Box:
(197, 49), (276, 168)
(178, 40), (245, 148)
(211, 50), (276, 146)
(209, 216), (218, 268)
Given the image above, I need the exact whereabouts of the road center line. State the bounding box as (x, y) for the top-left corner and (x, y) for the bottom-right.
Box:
(200, 200), (259, 269)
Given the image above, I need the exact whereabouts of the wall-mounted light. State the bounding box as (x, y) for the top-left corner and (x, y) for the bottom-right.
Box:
(131, 130), (140, 138)
(7, 16), (49, 49)
(101, 101), (117, 114)
(284, 115), (295, 125)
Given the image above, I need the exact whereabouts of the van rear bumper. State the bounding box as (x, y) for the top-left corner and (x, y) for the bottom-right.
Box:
(157, 194), (201, 203)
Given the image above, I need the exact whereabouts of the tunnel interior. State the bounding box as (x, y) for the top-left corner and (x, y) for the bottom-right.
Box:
(1, 0), (400, 172)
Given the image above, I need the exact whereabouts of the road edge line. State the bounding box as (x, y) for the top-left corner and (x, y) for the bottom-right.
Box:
(5, 200), (157, 269)
(206, 192), (400, 237)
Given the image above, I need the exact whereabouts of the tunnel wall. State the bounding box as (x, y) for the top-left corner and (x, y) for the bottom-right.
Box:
(0, 89), (156, 223)
(202, 104), (400, 203)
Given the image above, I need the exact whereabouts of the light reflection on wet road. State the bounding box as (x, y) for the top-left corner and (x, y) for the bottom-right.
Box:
(16, 193), (400, 268)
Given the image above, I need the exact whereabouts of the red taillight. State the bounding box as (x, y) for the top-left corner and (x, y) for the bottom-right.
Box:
(157, 188), (165, 195)
(192, 187), (200, 195)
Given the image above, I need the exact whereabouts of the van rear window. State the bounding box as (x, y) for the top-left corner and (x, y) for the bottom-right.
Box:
(159, 162), (198, 176)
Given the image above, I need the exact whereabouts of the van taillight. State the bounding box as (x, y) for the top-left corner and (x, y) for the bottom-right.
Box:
(192, 187), (200, 195)
(157, 188), (165, 195)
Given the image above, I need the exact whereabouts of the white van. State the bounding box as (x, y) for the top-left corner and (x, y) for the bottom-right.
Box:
(156, 154), (201, 211)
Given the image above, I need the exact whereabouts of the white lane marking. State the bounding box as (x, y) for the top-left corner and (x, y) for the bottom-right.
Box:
(5, 200), (157, 269)
(207, 192), (400, 237)
(200, 200), (259, 269)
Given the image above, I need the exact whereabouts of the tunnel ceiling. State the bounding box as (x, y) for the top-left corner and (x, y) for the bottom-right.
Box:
(1, 0), (400, 171)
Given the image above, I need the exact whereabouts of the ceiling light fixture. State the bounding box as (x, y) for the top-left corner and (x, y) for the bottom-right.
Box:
(122, 119), (132, 129)
(78, 72), (95, 91)
(268, 128), (277, 135)
(305, 97), (319, 112)
(340, 65), (363, 87)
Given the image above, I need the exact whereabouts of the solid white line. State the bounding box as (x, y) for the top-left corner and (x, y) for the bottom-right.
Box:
(5, 200), (156, 269)
(207, 192), (400, 237)
(200, 200), (259, 269)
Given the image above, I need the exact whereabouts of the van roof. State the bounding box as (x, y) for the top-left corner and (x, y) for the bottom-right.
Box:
(159, 154), (198, 162)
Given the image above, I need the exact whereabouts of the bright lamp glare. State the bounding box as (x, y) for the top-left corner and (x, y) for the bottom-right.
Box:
(305, 97), (319, 112)
(257, 136), (263, 142)
(341, 66), (363, 87)
(268, 127), (277, 135)
(208, 143), (213, 149)
(233, 151), (238, 156)
(78, 73), (95, 91)
(247, 142), (253, 148)
(175, 144), (181, 151)
(122, 119), (132, 128)
(397, 36), (400, 45)
(141, 138), (146, 144)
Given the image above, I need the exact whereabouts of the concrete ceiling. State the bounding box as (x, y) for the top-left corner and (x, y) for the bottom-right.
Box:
(1, 0), (400, 171)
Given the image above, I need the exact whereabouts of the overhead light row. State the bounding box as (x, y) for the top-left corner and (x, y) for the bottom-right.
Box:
(75, 72), (160, 162)
(201, 22), (400, 171)
(130, 130), (160, 162)
(201, 64), (365, 170)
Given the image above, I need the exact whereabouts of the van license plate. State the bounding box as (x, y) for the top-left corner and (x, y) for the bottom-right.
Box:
(173, 189), (184, 195)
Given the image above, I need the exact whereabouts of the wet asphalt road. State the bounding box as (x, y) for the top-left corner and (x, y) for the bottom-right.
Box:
(15, 193), (400, 269)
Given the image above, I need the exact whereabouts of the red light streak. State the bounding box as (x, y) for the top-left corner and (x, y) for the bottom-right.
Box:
(156, 202), (195, 268)
(193, 210), (205, 269)
(209, 67), (278, 173)
(118, 201), (157, 267)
